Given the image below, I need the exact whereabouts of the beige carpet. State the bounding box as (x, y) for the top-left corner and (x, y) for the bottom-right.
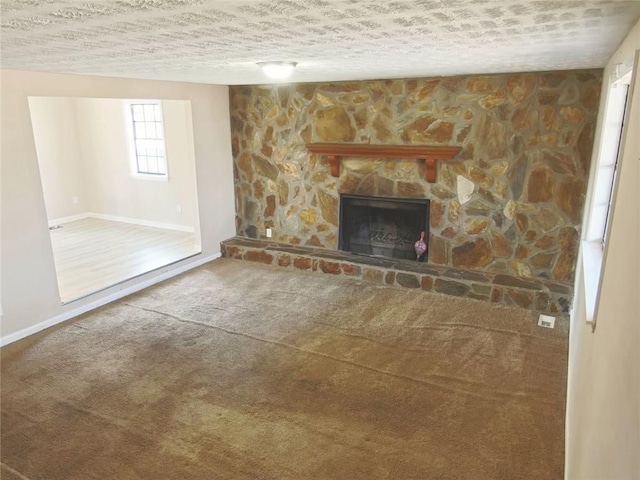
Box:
(1, 258), (568, 480)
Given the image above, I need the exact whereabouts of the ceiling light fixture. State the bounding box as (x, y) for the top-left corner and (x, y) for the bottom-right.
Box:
(257, 61), (297, 80)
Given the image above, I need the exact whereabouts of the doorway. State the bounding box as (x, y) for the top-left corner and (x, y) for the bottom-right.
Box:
(29, 97), (202, 303)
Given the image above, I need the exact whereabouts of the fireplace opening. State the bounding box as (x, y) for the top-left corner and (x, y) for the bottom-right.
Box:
(339, 194), (430, 261)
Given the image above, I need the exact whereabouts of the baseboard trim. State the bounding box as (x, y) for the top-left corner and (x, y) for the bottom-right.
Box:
(48, 213), (91, 227)
(0, 252), (220, 347)
(49, 213), (195, 233)
(89, 213), (195, 233)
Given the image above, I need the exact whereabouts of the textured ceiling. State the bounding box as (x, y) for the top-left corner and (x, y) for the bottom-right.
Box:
(1, 0), (640, 85)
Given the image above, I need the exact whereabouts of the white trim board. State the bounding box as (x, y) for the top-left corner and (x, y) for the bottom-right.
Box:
(48, 212), (195, 233)
(0, 252), (220, 347)
(48, 212), (91, 227)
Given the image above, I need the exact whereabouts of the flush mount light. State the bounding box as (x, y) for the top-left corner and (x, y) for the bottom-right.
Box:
(257, 61), (297, 80)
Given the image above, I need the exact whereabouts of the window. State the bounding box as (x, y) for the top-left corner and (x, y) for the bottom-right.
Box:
(581, 59), (635, 326)
(128, 102), (167, 177)
(585, 79), (629, 246)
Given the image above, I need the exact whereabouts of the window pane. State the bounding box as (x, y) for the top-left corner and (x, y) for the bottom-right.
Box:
(132, 105), (144, 121)
(154, 104), (162, 121)
(138, 156), (149, 173)
(147, 157), (158, 174)
(144, 104), (155, 120)
(135, 140), (147, 156)
(158, 159), (167, 175)
(135, 122), (146, 138)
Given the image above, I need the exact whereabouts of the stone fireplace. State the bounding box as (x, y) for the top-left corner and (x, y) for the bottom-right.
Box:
(339, 194), (429, 261)
(229, 69), (602, 309)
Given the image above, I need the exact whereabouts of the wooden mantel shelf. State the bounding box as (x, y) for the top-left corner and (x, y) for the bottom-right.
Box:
(306, 143), (461, 183)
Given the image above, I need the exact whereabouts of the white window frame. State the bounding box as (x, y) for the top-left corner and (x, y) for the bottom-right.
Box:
(124, 100), (169, 181)
(581, 54), (637, 327)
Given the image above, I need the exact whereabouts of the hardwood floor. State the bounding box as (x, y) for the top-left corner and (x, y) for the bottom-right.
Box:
(49, 217), (200, 302)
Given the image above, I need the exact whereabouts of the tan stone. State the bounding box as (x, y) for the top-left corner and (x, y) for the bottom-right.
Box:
(531, 253), (555, 269)
(338, 175), (361, 194)
(527, 166), (555, 202)
(534, 235), (555, 249)
(299, 208), (318, 226)
(315, 105), (355, 142)
(509, 261), (533, 278)
(580, 83), (601, 110)
(253, 179), (265, 199)
(477, 113), (508, 158)
(489, 230), (513, 257)
(464, 218), (490, 235)
(308, 235), (323, 247)
(543, 152), (577, 174)
(507, 74), (535, 105)
(416, 79), (440, 100)
(429, 234), (448, 265)
(479, 92), (506, 109)
(448, 200), (461, 223)
(577, 121), (596, 175)
(467, 76), (499, 93)
(506, 289), (533, 308)
(430, 201), (445, 229)
(245, 250), (274, 265)
(373, 115), (391, 142)
(515, 213), (529, 234)
(402, 116), (454, 144)
(317, 189), (338, 226)
(356, 175), (375, 196)
(515, 244), (530, 259)
(559, 106), (585, 124)
(341, 263), (361, 276)
(533, 208), (563, 233)
(556, 177), (585, 222)
(363, 268), (383, 283)
(278, 179), (289, 206)
(441, 226), (458, 238)
(375, 176), (395, 197)
(252, 154), (279, 182)
(541, 106), (556, 130)
(264, 195), (276, 217)
(452, 238), (492, 269)
(552, 227), (579, 282)
(384, 271), (396, 285)
(236, 153), (254, 182)
(293, 256), (311, 270)
(278, 163), (299, 177)
(469, 167), (494, 188)
(512, 107), (532, 130)
(343, 159), (380, 175)
(397, 181), (425, 198)
(277, 254), (291, 267)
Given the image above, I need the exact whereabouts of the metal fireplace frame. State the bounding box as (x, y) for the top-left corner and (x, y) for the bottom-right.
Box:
(338, 194), (430, 262)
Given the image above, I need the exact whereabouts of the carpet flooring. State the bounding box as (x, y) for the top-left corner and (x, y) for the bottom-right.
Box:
(1, 258), (568, 479)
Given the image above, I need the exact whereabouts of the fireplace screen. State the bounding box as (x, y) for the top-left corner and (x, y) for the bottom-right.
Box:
(339, 194), (430, 261)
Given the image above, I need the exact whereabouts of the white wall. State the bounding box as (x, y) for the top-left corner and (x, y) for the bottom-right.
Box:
(0, 69), (235, 341)
(29, 97), (88, 220)
(30, 97), (199, 230)
(566, 21), (640, 480)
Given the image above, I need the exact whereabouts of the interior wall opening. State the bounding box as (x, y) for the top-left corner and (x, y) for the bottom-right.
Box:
(28, 96), (202, 303)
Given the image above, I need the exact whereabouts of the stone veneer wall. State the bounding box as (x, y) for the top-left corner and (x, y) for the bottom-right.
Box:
(229, 70), (601, 285)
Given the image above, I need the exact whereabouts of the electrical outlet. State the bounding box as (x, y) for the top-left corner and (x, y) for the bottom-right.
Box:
(72, 196), (78, 205)
(176, 204), (182, 213)
(266, 228), (272, 238)
(537, 314), (556, 329)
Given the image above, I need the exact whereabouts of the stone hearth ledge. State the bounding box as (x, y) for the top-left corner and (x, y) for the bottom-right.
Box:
(221, 237), (572, 317)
